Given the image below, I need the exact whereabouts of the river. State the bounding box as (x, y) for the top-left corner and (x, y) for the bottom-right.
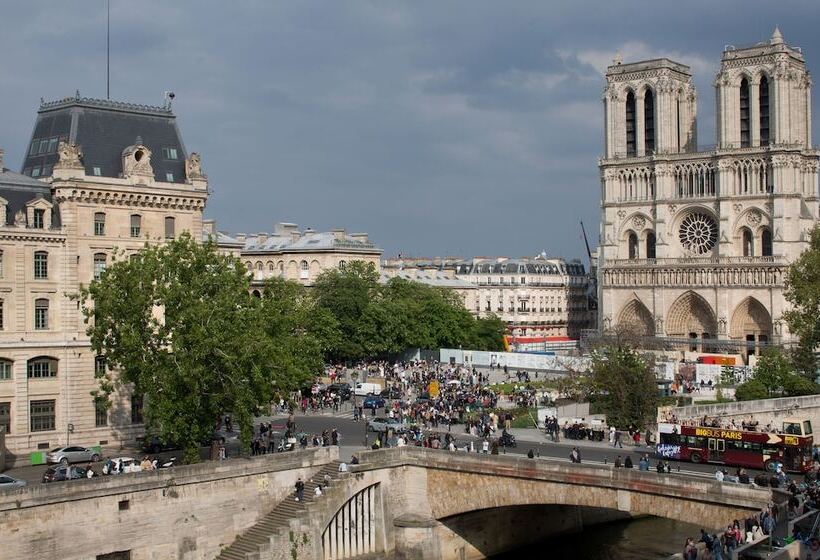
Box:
(492, 516), (701, 559)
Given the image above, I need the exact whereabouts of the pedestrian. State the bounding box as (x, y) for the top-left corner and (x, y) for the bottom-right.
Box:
(482, 439), (489, 454)
(614, 455), (622, 468)
(295, 477), (305, 502)
(624, 455), (633, 468)
(527, 449), (535, 459)
(315, 485), (323, 497)
(683, 537), (698, 560)
(570, 447), (581, 463)
(613, 430), (623, 448)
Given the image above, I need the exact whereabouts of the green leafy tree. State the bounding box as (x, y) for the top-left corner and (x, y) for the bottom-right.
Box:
(81, 234), (282, 463)
(734, 379), (769, 401)
(588, 345), (658, 430)
(784, 224), (820, 379)
(753, 347), (792, 396)
(471, 315), (507, 351)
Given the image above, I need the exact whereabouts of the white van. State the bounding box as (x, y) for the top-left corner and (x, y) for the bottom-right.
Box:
(354, 382), (381, 396)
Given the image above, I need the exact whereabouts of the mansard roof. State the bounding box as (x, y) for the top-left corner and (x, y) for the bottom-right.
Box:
(0, 168), (60, 227)
(22, 93), (187, 184)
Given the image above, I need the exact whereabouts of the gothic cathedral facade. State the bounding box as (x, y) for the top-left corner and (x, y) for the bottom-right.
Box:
(598, 29), (819, 358)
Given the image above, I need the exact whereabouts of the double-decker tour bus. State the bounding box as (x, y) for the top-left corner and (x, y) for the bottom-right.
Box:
(656, 417), (814, 473)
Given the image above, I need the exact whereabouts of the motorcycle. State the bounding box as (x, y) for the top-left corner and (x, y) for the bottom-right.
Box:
(499, 432), (517, 448)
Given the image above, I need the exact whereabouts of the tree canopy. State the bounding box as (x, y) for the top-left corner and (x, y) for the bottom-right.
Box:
(734, 347), (820, 400)
(313, 263), (506, 361)
(81, 234), (320, 462)
(586, 344), (658, 430)
(785, 224), (820, 379)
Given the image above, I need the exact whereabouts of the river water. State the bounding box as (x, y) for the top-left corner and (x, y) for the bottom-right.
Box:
(492, 516), (701, 559)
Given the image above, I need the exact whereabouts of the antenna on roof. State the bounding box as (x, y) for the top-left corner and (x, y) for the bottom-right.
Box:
(106, 0), (110, 99)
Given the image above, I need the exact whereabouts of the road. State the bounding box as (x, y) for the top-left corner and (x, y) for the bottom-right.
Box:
(1, 408), (771, 487)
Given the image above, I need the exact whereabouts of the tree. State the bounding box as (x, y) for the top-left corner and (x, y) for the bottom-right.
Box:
(737, 347), (820, 400)
(734, 379), (769, 401)
(588, 345), (658, 430)
(470, 315), (506, 351)
(81, 234), (285, 463)
(313, 261), (380, 361)
(753, 347), (792, 396)
(784, 224), (820, 379)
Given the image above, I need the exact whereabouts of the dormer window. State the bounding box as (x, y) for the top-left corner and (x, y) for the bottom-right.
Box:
(92, 167), (102, 176)
(162, 147), (178, 160)
(165, 173), (174, 182)
(33, 209), (44, 229)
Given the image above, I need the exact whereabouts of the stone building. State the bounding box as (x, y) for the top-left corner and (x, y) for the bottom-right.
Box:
(382, 255), (592, 340)
(204, 221), (382, 289)
(0, 95), (207, 456)
(598, 29), (819, 359)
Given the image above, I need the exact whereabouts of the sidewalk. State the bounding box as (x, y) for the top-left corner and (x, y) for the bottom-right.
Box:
(507, 427), (653, 453)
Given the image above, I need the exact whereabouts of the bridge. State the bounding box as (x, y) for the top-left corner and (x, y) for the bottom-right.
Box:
(0, 446), (777, 560)
(222, 447), (776, 560)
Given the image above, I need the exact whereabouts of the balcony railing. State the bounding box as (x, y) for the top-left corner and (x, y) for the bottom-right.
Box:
(604, 255), (786, 267)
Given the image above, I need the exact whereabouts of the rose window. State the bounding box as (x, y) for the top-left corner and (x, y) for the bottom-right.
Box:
(678, 213), (718, 254)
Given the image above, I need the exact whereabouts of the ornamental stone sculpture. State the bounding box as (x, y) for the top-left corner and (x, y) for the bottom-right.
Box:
(185, 152), (204, 179)
(54, 141), (83, 169)
(122, 144), (153, 180)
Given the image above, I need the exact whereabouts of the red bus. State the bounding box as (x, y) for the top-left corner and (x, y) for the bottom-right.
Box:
(656, 417), (814, 473)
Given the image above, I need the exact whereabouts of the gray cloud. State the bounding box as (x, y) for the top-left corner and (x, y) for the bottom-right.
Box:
(1, 1), (818, 261)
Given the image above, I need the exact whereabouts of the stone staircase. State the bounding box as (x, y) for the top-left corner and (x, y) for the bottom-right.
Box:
(216, 460), (343, 560)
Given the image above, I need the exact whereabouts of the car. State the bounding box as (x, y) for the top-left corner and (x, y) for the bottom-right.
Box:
(142, 435), (179, 454)
(367, 417), (406, 433)
(327, 383), (352, 401)
(354, 382), (382, 397)
(0, 474), (27, 489)
(46, 446), (101, 465)
(42, 465), (87, 483)
(363, 396), (386, 410)
(379, 386), (403, 400)
(102, 456), (142, 475)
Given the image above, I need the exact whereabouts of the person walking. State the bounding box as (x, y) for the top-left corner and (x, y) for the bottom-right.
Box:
(613, 430), (623, 448)
(295, 478), (305, 502)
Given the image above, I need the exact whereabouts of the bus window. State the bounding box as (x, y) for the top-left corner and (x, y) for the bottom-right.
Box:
(784, 421), (802, 435)
(804, 421), (813, 436)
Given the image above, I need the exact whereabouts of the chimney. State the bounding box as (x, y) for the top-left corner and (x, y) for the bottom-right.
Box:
(202, 219), (216, 236)
(290, 230), (301, 244)
(236, 233), (246, 244)
(304, 227), (316, 236)
(332, 228), (346, 241)
(275, 222), (298, 235)
(351, 233), (369, 244)
(257, 232), (268, 245)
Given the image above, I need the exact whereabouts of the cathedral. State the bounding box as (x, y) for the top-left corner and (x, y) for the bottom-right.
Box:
(598, 28), (819, 360)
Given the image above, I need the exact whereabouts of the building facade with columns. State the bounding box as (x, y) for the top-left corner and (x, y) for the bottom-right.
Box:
(0, 95), (207, 456)
(598, 29), (819, 359)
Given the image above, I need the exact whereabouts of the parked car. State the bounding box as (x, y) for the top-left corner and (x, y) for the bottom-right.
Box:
(46, 446), (101, 465)
(363, 396), (386, 410)
(367, 417), (407, 433)
(327, 383), (352, 401)
(379, 386), (403, 400)
(0, 474), (27, 489)
(42, 465), (87, 483)
(142, 435), (179, 454)
(354, 382), (382, 397)
(102, 457), (142, 475)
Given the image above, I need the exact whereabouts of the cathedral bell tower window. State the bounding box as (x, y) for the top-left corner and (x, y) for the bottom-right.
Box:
(759, 76), (770, 147)
(739, 78), (750, 148)
(628, 232), (639, 259)
(625, 91), (637, 157)
(644, 89), (655, 154)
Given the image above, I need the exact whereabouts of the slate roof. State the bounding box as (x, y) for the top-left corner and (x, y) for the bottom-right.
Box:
(0, 167), (60, 227)
(22, 94), (187, 184)
(380, 271), (474, 289)
(242, 231), (380, 254)
(454, 257), (586, 276)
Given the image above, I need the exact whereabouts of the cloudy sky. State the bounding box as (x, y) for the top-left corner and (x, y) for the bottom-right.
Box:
(1, 2), (818, 260)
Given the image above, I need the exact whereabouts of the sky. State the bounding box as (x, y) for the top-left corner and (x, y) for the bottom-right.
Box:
(1, 1), (819, 261)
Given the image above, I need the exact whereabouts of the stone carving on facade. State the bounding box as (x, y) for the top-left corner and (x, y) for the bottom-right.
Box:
(14, 209), (26, 227)
(668, 204), (677, 214)
(185, 152), (205, 180)
(746, 209), (762, 226)
(617, 210), (626, 219)
(632, 215), (646, 230)
(121, 144), (154, 180)
(718, 317), (727, 335)
(54, 141), (83, 169)
(732, 203), (743, 213)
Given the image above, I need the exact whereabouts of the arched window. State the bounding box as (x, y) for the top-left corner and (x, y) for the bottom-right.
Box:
(130, 214), (142, 238)
(761, 228), (773, 257)
(278, 261), (284, 276)
(759, 76), (770, 147)
(252, 290), (261, 298)
(34, 298), (49, 330)
(164, 216), (176, 239)
(742, 228), (754, 257)
(646, 231), (656, 260)
(27, 356), (57, 378)
(628, 232), (639, 260)
(299, 260), (309, 280)
(644, 89), (655, 154)
(33, 250), (48, 279)
(625, 91), (636, 157)
(739, 78), (750, 148)
(93, 253), (107, 280)
(267, 261), (274, 272)
(255, 261), (263, 271)
(245, 261), (252, 272)
(94, 212), (106, 236)
(339, 260), (346, 270)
